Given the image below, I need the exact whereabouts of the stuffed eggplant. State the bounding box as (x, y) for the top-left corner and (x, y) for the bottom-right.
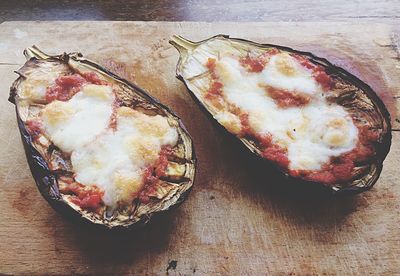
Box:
(9, 46), (196, 228)
(170, 35), (391, 194)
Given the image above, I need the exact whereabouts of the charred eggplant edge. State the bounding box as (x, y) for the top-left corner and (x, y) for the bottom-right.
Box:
(170, 34), (391, 195)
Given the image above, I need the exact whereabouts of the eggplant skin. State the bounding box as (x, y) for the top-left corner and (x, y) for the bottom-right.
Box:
(170, 35), (392, 195)
(10, 47), (196, 229)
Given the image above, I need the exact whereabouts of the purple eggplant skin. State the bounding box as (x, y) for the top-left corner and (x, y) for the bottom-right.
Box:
(170, 35), (392, 195)
(9, 47), (196, 230)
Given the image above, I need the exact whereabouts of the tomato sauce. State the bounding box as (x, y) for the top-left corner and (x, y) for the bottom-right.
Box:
(45, 74), (86, 102)
(45, 72), (108, 103)
(313, 68), (331, 90)
(206, 58), (217, 73)
(240, 113), (290, 168)
(240, 56), (265, 73)
(82, 72), (108, 85)
(64, 181), (104, 211)
(25, 119), (42, 139)
(205, 81), (223, 98)
(239, 113), (252, 137)
(292, 54), (332, 90)
(138, 146), (173, 203)
(240, 49), (280, 73)
(205, 58), (226, 110)
(266, 87), (310, 108)
(205, 58), (223, 97)
(262, 145), (290, 168)
(342, 124), (377, 163)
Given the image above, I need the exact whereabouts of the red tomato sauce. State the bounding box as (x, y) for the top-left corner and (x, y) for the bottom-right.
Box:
(292, 54), (332, 90)
(266, 87), (310, 108)
(240, 113), (290, 168)
(45, 74), (86, 102)
(45, 72), (108, 103)
(206, 81), (223, 98)
(138, 146), (173, 203)
(205, 58), (226, 109)
(81, 72), (108, 85)
(206, 57), (217, 73)
(240, 49), (280, 73)
(292, 155), (355, 184)
(240, 56), (265, 73)
(64, 181), (104, 211)
(25, 119), (42, 139)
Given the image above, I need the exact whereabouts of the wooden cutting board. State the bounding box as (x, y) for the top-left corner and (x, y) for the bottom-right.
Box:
(0, 22), (399, 275)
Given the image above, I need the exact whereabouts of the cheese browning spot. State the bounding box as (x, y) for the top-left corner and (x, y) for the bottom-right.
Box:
(324, 131), (348, 147)
(117, 107), (171, 138)
(136, 115), (170, 138)
(323, 118), (350, 147)
(82, 84), (113, 100)
(41, 100), (75, 126)
(215, 111), (242, 134)
(114, 172), (144, 203)
(21, 79), (50, 101)
(117, 106), (136, 117)
(124, 136), (159, 164)
(275, 53), (298, 76)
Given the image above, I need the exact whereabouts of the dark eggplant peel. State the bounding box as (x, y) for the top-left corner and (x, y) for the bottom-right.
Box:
(9, 46), (196, 228)
(170, 35), (391, 194)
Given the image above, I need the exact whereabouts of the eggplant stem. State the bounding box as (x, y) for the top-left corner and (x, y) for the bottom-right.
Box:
(24, 46), (50, 60)
(169, 35), (197, 53)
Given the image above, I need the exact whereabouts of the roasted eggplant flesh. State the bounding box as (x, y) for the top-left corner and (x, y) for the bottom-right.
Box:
(170, 35), (391, 193)
(10, 47), (195, 228)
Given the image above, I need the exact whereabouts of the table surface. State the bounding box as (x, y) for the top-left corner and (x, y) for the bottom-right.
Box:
(0, 21), (399, 275)
(0, 0), (400, 23)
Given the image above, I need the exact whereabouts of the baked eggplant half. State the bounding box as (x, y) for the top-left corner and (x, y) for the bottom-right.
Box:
(170, 35), (391, 194)
(9, 46), (195, 228)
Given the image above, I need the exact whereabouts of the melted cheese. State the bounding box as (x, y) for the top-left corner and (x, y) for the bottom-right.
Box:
(20, 63), (69, 102)
(21, 78), (50, 101)
(71, 108), (178, 207)
(35, 77), (179, 208)
(262, 53), (318, 94)
(214, 111), (242, 134)
(210, 55), (358, 171)
(41, 84), (114, 152)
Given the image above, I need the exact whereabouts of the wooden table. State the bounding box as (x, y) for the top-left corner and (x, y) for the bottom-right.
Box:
(0, 21), (399, 275)
(0, 0), (400, 23)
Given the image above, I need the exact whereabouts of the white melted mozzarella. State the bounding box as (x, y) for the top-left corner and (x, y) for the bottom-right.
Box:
(212, 54), (358, 171)
(20, 63), (70, 102)
(40, 84), (178, 208)
(41, 84), (114, 152)
(262, 54), (318, 94)
(21, 71), (60, 101)
(71, 108), (178, 207)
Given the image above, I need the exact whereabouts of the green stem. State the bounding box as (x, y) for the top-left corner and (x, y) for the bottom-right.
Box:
(24, 46), (50, 60)
(169, 35), (197, 53)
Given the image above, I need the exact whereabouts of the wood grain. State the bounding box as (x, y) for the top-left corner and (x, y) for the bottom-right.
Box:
(0, 0), (400, 23)
(0, 22), (399, 275)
